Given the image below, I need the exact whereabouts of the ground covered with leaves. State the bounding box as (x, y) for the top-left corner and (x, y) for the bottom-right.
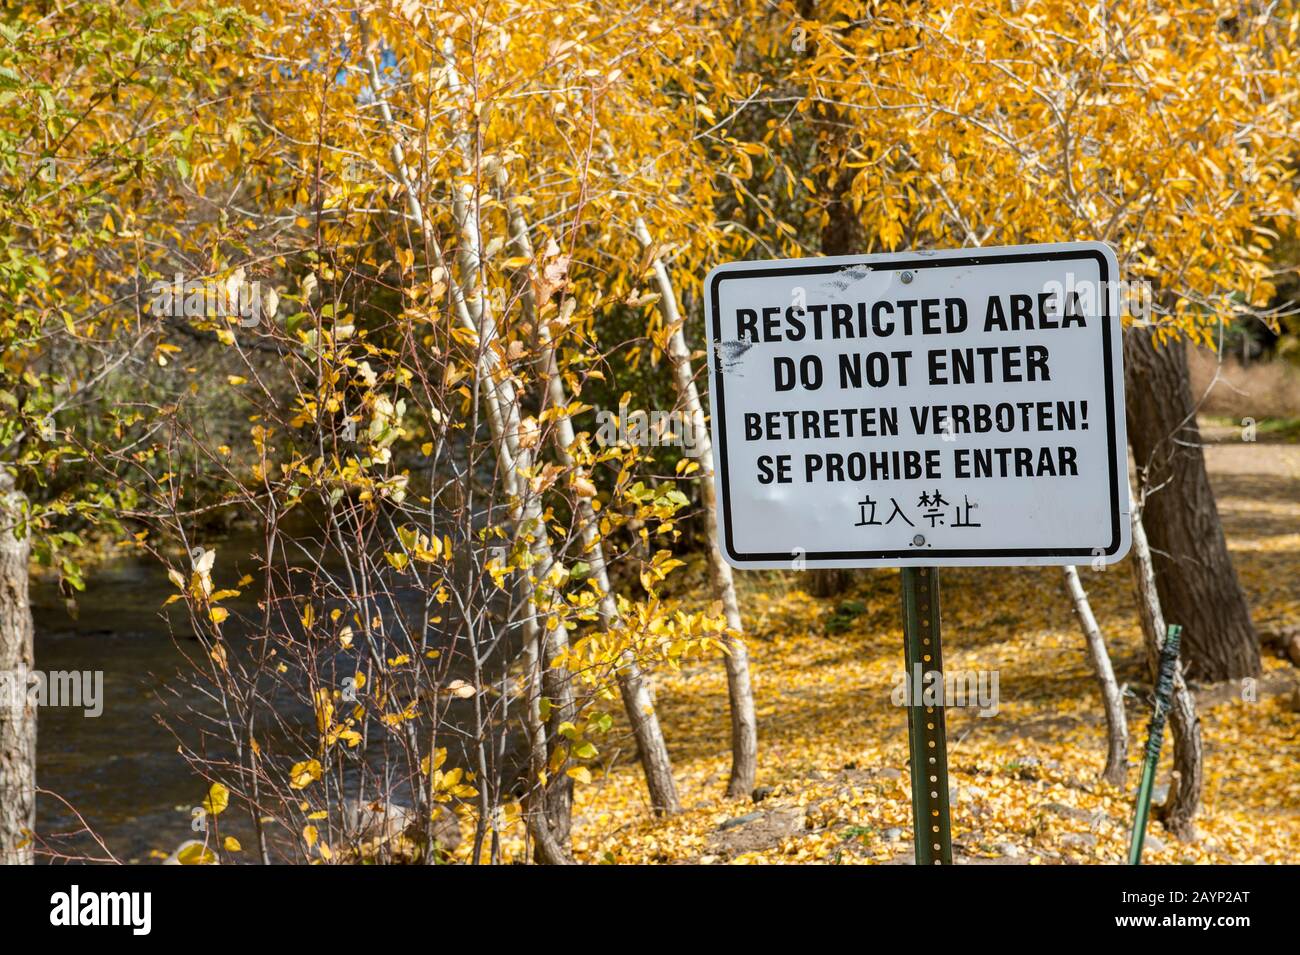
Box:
(502, 433), (1299, 865)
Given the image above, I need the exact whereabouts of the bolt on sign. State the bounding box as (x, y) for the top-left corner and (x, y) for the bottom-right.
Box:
(704, 242), (1131, 569)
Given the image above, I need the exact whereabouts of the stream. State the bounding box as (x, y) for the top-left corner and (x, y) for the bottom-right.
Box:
(33, 549), (224, 862)
(31, 529), (523, 863)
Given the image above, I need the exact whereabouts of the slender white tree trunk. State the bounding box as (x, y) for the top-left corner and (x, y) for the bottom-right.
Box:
(0, 472), (35, 864)
(363, 41), (577, 859)
(435, 67), (582, 844)
(498, 174), (680, 815)
(1063, 565), (1127, 786)
(629, 217), (758, 799)
(518, 618), (575, 864)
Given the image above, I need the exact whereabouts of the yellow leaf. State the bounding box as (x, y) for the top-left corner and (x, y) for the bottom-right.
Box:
(174, 841), (216, 865)
(202, 782), (230, 816)
(314, 688), (333, 734)
(421, 747), (448, 776)
(289, 759), (323, 789)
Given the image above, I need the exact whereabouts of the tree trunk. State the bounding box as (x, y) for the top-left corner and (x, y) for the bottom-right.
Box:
(520, 622), (575, 864)
(364, 39), (581, 855)
(630, 217), (759, 800)
(0, 473), (36, 864)
(809, 569), (852, 598)
(1062, 565), (1127, 786)
(500, 177), (681, 817)
(1129, 491), (1203, 841)
(1123, 327), (1259, 681)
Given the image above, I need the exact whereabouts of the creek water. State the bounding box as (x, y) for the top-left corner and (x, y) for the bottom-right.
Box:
(30, 529), (523, 863)
(32, 550), (229, 862)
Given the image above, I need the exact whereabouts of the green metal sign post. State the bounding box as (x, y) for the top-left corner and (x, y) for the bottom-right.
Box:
(901, 566), (953, 865)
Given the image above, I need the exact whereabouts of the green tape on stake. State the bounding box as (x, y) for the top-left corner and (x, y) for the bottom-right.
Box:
(1128, 624), (1182, 865)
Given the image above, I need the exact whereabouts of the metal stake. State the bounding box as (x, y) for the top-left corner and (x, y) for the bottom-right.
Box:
(901, 566), (953, 865)
(1128, 623), (1182, 865)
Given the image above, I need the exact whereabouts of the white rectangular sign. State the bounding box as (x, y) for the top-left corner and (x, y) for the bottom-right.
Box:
(704, 242), (1130, 569)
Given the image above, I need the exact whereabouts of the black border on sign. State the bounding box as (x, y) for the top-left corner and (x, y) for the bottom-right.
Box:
(707, 249), (1121, 563)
